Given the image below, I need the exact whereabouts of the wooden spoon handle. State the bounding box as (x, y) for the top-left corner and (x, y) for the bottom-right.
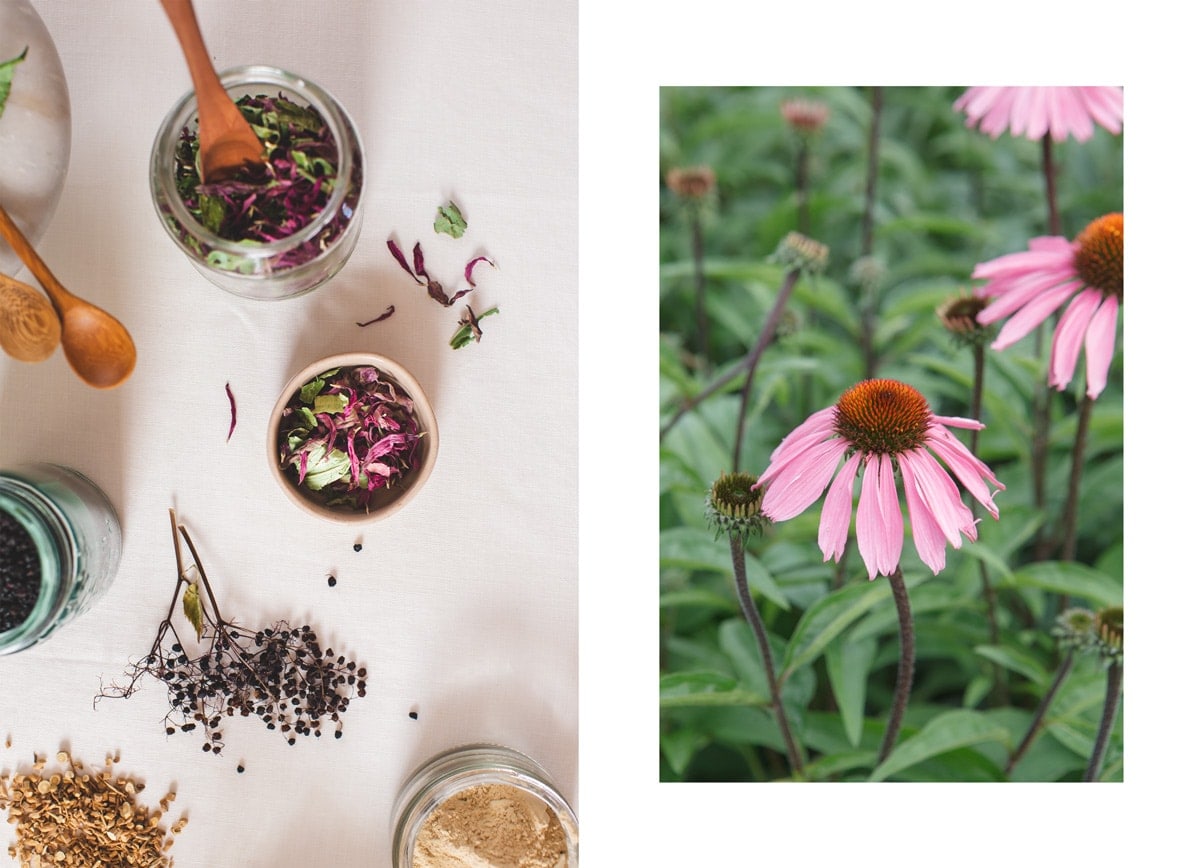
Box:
(0, 202), (73, 313)
(159, 0), (224, 98)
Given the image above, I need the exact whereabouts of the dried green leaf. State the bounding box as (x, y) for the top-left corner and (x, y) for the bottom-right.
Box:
(433, 201), (467, 238)
(183, 581), (203, 641)
(0, 46), (28, 121)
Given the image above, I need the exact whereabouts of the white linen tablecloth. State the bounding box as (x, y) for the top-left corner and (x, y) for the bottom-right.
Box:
(0, 2), (577, 865)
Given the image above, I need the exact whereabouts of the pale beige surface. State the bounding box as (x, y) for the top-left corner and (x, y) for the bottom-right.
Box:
(0, 2), (577, 866)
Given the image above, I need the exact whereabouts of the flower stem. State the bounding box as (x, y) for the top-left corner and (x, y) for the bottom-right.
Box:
(730, 534), (804, 777)
(1059, 394), (1094, 564)
(969, 344), (1000, 647)
(795, 138), (811, 233)
(731, 268), (802, 470)
(1041, 134), (1061, 237)
(1005, 648), (1074, 776)
(688, 209), (710, 366)
(1084, 662), (1122, 782)
(877, 567), (914, 764)
(860, 86), (884, 379)
(1030, 133), (1060, 559)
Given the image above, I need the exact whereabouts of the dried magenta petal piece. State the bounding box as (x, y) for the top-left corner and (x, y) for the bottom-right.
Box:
(356, 304), (396, 327)
(225, 382), (237, 442)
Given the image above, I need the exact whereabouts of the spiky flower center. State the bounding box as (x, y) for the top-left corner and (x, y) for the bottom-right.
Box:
(1074, 213), (1123, 301)
(1096, 605), (1123, 661)
(706, 472), (767, 540)
(834, 379), (931, 455)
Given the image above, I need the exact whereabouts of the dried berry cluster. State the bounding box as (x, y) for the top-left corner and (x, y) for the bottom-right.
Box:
(147, 620), (366, 755)
(98, 512), (367, 757)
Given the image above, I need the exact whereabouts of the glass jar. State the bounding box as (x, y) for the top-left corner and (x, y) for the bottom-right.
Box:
(391, 744), (579, 868)
(0, 463), (122, 655)
(149, 64), (364, 301)
(0, 0), (72, 278)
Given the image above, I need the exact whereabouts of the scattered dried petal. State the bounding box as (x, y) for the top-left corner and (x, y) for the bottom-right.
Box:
(464, 255), (495, 287)
(225, 382), (237, 442)
(355, 304), (396, 327)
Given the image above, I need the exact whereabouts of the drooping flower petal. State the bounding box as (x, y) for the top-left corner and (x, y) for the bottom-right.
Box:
(897, 453), (948, 574)
(989, 278), (1083, 350)
(874, 455), (904, 579)
(901, 448), (974, 547)
(924, 424), (1003, 519)
(1049, 288), (1104, 391)
(759, 436), (845, 522)
(1083, 294), (1120, 399)
(818, 451), (861, 564)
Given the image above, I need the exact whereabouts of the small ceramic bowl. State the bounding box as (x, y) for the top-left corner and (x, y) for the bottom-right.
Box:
(267, 352), (438, 523)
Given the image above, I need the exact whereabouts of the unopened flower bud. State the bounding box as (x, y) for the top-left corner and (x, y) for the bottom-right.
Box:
(706, 472), (768, 541)
(770, 231), (829, 274)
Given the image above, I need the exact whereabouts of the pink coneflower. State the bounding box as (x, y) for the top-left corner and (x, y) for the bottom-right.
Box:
(954, 87), (1123, 143)
(757, 379), (1004, 579)
(973, 213), (1123, 399)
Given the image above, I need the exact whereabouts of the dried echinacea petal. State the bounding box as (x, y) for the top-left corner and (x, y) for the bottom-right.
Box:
(0, 749), (184, 867)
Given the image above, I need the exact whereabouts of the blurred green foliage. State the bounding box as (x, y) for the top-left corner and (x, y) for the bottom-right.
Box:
(659, 86), (1123, 782)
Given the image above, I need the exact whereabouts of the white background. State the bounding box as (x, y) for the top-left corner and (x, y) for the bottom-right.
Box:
(3, 0), (1197, 866)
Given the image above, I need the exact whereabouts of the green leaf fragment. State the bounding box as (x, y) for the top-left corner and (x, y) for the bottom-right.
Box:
(0, 47), (27, 121)
(301, 443), (352, 491)
(312, 393), (349, 415)
(433, 201), (467, 238)
(182, 581), (203, 641)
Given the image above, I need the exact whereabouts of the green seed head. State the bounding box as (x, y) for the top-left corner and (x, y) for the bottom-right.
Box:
(705, 472), (768, 541)
(1095, 605), (1123, 665)
(770, 231), (829, 275)
(1052, 607), (1099, 652)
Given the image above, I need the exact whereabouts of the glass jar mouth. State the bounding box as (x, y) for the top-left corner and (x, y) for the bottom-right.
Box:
(391, 744), (579, 868)
(150, 64), (361, 266)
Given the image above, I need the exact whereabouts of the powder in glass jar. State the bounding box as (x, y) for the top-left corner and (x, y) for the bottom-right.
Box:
(413, 782), (568, 868)
(0, 510), (41, 633)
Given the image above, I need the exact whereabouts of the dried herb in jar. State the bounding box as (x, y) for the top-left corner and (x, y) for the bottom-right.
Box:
(0, 509), (40, 633)
(174, 92), (344, 268)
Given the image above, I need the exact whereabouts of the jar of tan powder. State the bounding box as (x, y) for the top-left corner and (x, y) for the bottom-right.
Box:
(391, 744), (579, 868)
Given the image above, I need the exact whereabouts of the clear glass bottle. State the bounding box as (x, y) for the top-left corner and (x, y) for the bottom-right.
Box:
(391, 744), (579, 868)
(149, 64), (364, 301)
(0, 463), (122, 655)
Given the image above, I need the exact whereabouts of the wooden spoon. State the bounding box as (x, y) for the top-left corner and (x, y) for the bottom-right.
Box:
(0, 204), (136, 389)
(0, 272), (61, 363)
(159, 0), (265, 182)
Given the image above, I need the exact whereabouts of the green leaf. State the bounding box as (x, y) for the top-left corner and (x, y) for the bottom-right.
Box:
(434, 201), (468, 238)
(659, 671), (764, 708)
(659, 526), (789, 610)
(0, 46), (28, 120)
(868, 709), (1009, 781)
(782, 579), (893, 676)
(182, 581), (203, 641)
(312, 393), (349, 415)
(825, 635), (875, 747)
(973, 644), (1050, 687)
(301, 443), (352, 491)
(1003, 561), (1122, 608)
(299, 374), (328, 404)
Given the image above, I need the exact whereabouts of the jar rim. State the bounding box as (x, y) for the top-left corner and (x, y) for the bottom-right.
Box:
(390, 743), (579, 868)
(149, 64), (362, 263)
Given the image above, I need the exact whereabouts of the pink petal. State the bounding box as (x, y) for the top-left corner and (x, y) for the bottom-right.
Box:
(924, 424), (1003, 519)
(990, 278), (1083, 350)
(760, 436), (845, 522)
(855, 454), (886, 580)
(875, 455), (904, 578)
(818, 451), (862, 564)
(971, 240), (1074, 281)
(1083, 294), (1120, 399)
(901, 448), (973, 547)
(1079, 86), (1123, 135)
(930, 414), (983, 431)
(1049, 288), (1104, 391)
(897, 453), (947, 574)
(761, 407), (838, 478)
(1018, 87), (1049, 140)
(975, 265), (1079, 323)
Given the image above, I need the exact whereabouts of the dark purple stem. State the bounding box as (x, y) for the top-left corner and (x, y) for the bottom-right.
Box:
(877, 567), (914, 765)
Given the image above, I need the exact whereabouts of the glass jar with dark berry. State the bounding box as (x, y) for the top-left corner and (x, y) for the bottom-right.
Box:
(0, 463), (122, 655)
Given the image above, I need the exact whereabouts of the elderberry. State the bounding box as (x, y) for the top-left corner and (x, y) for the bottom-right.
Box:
(0, 510), (41, 633)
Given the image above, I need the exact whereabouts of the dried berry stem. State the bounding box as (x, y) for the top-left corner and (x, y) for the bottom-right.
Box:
(729, 534), (804, 777)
